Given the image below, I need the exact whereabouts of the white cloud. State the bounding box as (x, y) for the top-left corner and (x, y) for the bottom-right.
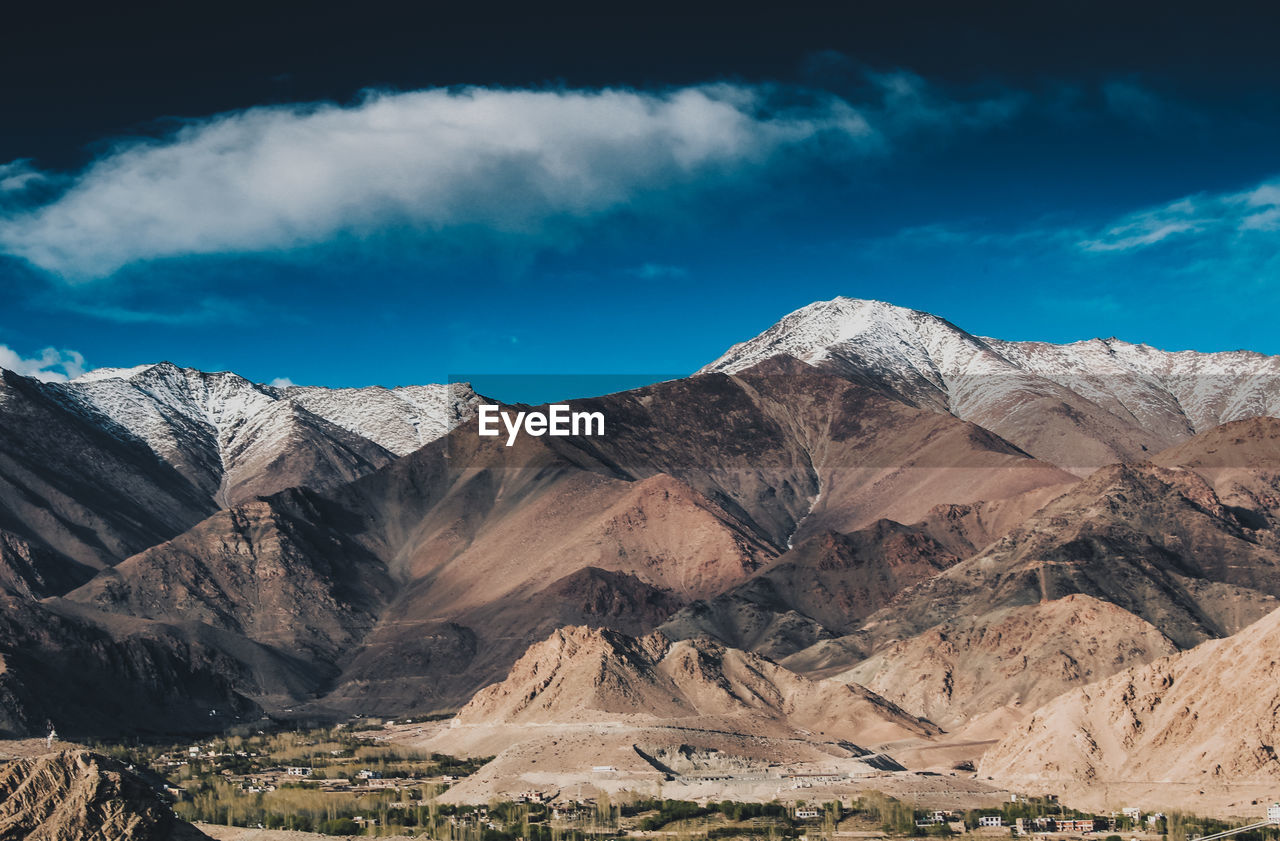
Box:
(268, 377), (295, 388)
(0, 79), (1017, 280)
(1079, 179), (1280, 252)
(0, 345), (87, 382)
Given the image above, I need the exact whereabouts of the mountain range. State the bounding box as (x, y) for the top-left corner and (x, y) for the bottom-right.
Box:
(3, 296), (1280, 812)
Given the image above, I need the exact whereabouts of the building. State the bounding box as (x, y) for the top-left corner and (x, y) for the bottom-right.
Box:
(796, 808), (822, 820)
(980, 816), (1004, 827)
(285, 766), (312, 777)
(1268, 804), (1280, 823)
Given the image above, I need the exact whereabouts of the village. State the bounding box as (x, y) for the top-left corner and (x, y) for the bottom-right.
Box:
(83, 725), (1280, 840)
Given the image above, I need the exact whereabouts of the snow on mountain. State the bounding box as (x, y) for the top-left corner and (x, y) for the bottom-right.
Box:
(52, 362), (479, 506)
(285, 382), (479, 456)
(704, 297), (1280, 470)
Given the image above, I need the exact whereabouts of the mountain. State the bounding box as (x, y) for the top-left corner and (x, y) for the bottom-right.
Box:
(658, 520), (964, 659)
(830, 460), (1280, 654)
(704, 297), (1280, 472)
(4, 295), (1280, 762)
(836, 593), (1179, 730)
(0, 749), (210, 840)
(61, 362), (479, 506)
(0, 362), (477, 599)
(68, 487), (396, 669)
(25, 356), (1072, 724)
(423, 626), (942, 805)
(1152, 416), (1280, 529)
(980, 604), (1280, 812)
(0, 369), (215, 588)
(0, 592), (289, 737)
(769, 422), (1280, 736)
(449, 625), (937, 740)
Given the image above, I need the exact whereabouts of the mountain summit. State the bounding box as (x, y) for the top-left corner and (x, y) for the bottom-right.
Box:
(704, 297), (1280, 470)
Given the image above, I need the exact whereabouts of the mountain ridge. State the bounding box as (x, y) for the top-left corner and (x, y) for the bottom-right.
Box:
(704, 297), (1280, 470)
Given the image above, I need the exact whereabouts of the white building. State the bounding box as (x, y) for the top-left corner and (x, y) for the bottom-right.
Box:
(1268, 803), (1280, 823)
(980, 816), (1004, 827)
(285, 766), (312, 777)
(795, 808), (822, 820)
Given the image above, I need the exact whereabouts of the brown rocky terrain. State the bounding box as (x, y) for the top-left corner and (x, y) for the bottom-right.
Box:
(980, 604), (1280, 814)
(0, 749), (209, 840)
(0, 594), (288, 736)
(837, 594), (1179, 729)
(836, 461), (1280, 655)
(0, 528), (92, 599)
(446, 625), (937, 741)
(1153, 416), (1280, 528)
(0, 369), (214, 587)
(659, 520), (963, 658)
(68, 488), (396, 669)
(422, 625), (940, 803)
(772, 424), (1280, 737)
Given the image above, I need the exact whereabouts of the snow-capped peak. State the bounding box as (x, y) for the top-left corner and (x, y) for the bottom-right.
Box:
(704, 296), (1280, 468)
(47, 362), (479, 507)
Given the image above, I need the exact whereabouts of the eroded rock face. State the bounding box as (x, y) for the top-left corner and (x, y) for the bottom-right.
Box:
(0, 750), (209, 841)
(980, 604), (1280, 791)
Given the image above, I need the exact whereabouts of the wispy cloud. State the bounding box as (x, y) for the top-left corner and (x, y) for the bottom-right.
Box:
(0, 160), (45, 194)
(1078, 199), (1207, 252)
(0, 345), (87, 382)
(1078, 179), (1280, 253)
(0, 78), (1019, 280)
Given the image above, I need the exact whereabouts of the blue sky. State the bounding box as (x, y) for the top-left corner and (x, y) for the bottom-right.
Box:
(1, 4), (1278, 398)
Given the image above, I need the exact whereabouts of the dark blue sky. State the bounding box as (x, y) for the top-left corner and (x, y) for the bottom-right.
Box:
(1, 1), (1278, 396)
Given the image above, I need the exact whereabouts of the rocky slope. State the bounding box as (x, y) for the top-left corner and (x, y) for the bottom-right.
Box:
(771, 420), (1280, 733)
(0, 593), (290, 736)
(980, 604), (1280, 796)
(447, 625), (939, 743)
(659, 520), (963, 659)
(839, 461), (1280, 654)
(0, 369), (215, 585)
(838, 594), (1179, 729)
(0, 749), (209, 840)
(69, 487), (396, 668)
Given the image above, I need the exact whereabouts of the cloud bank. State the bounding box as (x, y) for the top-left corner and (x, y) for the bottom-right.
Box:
(0, 345), (86, 382)
(0, 77), (1016, 279)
